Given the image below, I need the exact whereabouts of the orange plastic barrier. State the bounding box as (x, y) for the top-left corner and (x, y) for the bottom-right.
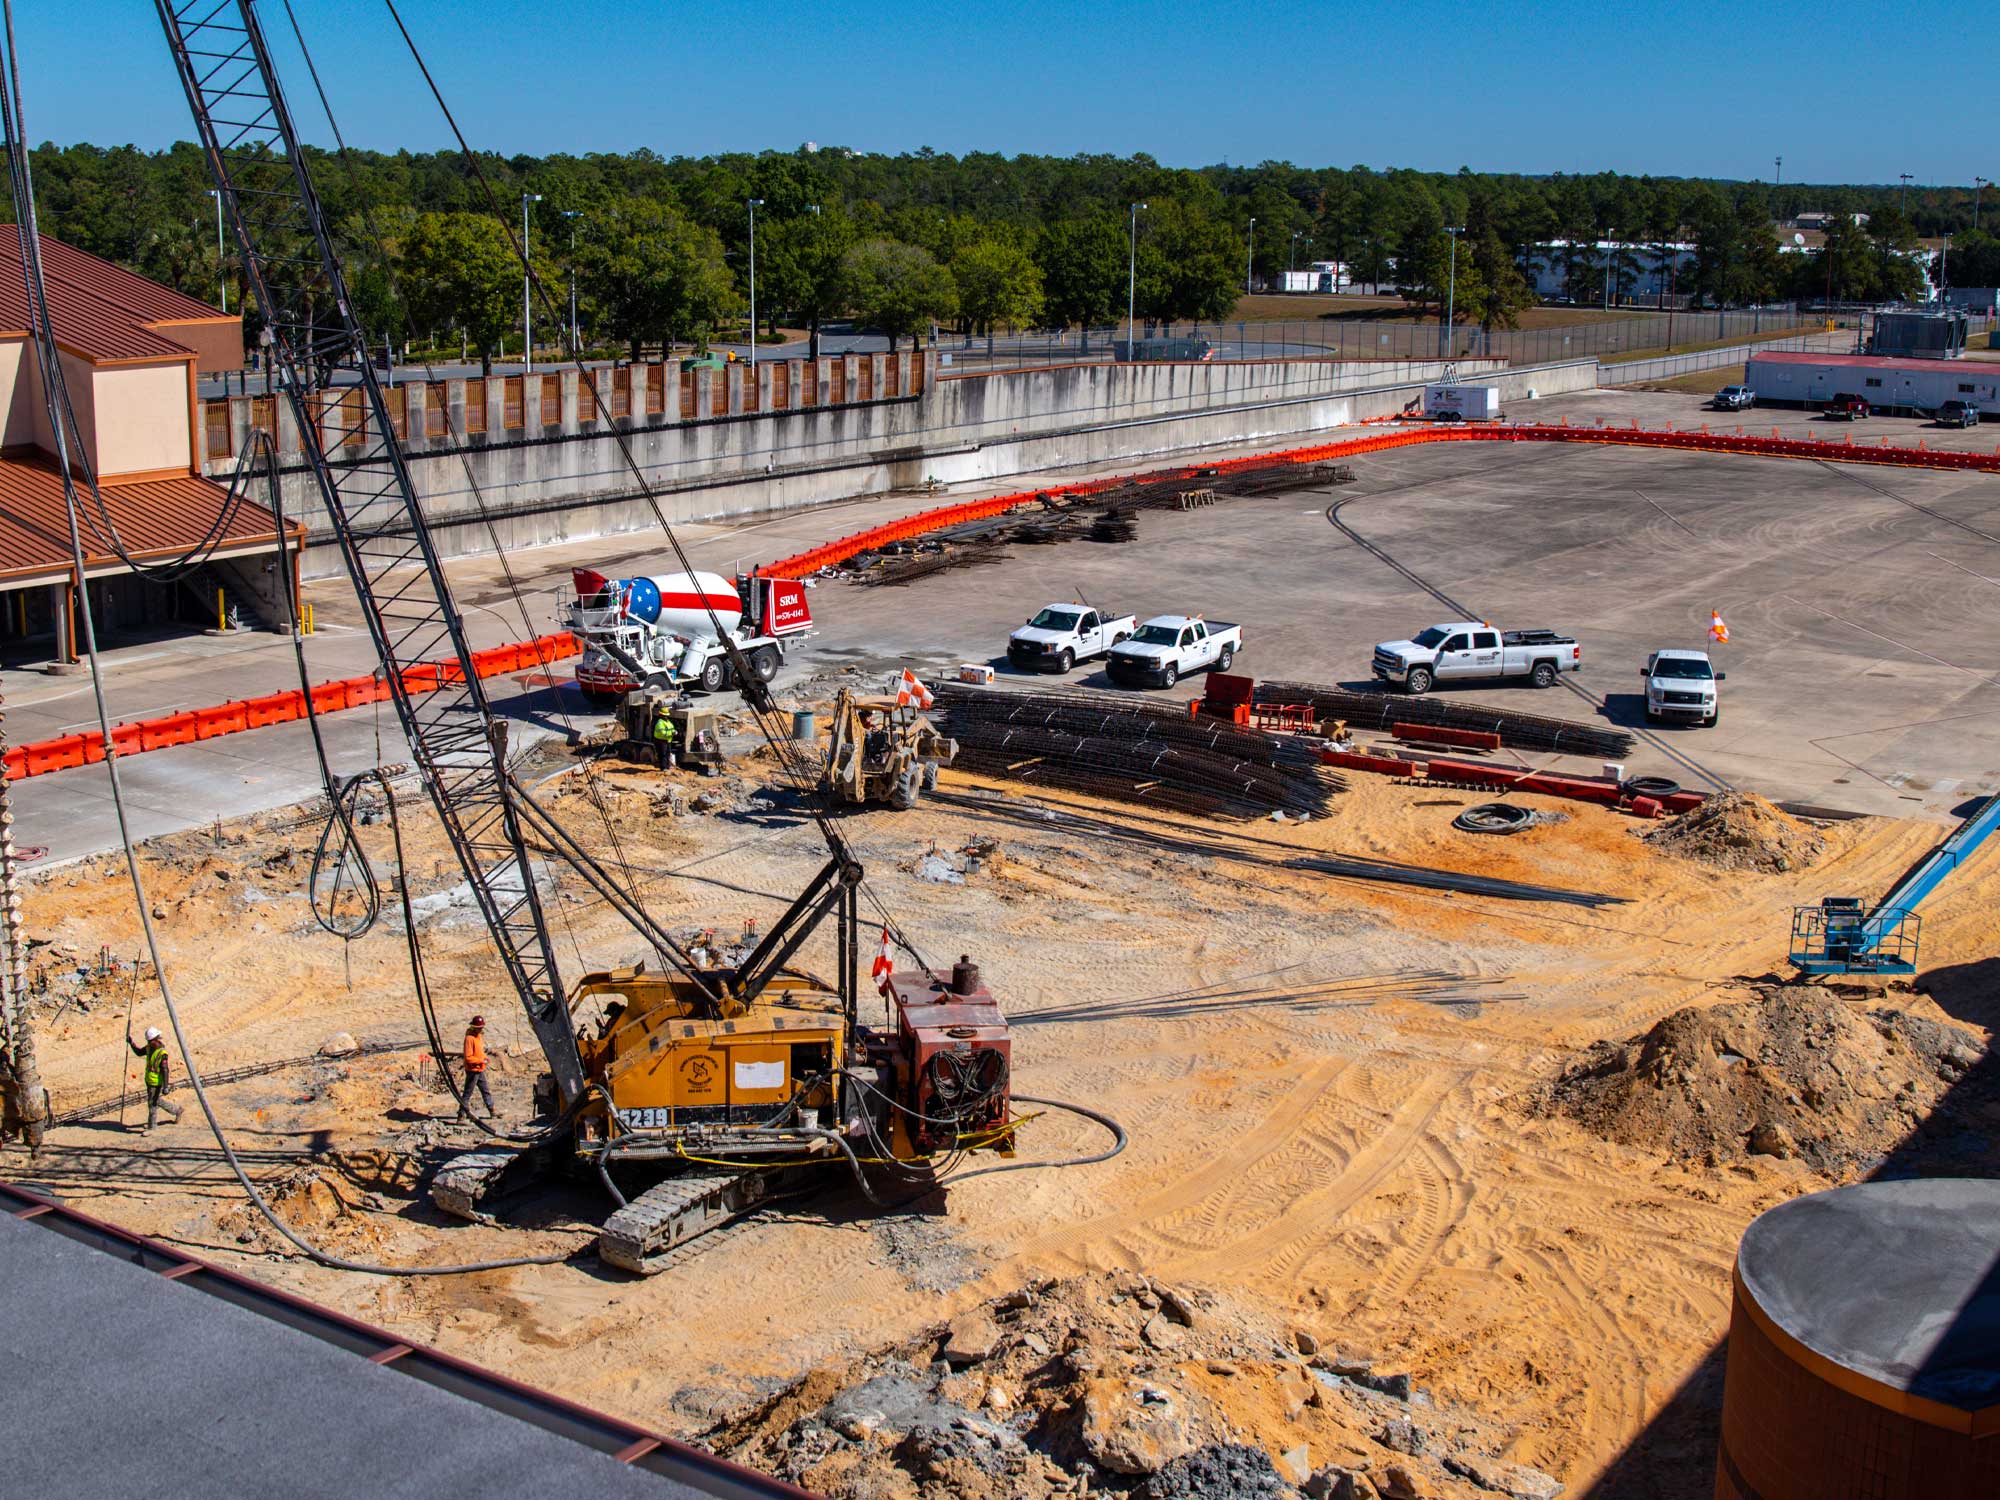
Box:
(4, 632), (585, 783)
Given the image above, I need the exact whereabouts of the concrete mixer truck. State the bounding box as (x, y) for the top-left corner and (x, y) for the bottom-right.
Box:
(562, 567), (814, 701)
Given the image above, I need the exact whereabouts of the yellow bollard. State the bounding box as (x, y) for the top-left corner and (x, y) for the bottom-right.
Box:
(216, 587), (226, 631)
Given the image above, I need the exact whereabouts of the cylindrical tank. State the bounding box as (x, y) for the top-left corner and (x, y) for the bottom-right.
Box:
(1717, 1179), (2000, 1499)
(613, 571), (743, 640)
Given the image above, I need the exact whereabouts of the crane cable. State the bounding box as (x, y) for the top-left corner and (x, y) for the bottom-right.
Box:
(380, 0), (935, 980)
(1, 1), (579, 1275)
(268, 0), (675, 996)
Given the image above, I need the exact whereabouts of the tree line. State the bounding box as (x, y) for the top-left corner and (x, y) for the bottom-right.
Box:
(16, 141), (1996, 370)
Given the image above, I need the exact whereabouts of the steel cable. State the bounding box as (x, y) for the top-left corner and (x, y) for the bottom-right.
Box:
(6, 4), (580, 1274)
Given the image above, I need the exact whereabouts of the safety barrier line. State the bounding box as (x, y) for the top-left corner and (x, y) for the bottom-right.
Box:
(4, 633), (579, 783)
(756, 420), (1999, 580)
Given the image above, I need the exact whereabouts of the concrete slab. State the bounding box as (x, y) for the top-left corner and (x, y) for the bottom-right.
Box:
(0, 1207), (711, 1499)
(1734, 1179), (2000, 1414)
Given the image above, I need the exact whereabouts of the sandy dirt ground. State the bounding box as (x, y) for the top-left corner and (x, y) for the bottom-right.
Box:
(10, 731), (1998, 1496)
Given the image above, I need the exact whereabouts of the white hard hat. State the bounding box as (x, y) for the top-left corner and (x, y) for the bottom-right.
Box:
(144, 1026), (162, 1042)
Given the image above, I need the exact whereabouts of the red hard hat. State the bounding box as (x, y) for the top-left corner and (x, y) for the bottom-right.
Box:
(470, 1015), (486, 1027)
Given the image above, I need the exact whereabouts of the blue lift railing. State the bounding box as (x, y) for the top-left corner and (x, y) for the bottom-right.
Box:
(1791, 792), (2000, 974)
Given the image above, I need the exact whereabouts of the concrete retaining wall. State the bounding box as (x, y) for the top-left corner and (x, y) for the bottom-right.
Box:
(226, 354), (1596, 579)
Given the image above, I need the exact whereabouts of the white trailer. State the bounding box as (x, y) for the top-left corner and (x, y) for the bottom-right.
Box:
(1423, 384), (1502, 421)
(1745, 352), (1999, 418)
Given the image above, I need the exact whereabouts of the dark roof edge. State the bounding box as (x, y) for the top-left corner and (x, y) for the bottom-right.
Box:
(0, 1180), (817, 1500)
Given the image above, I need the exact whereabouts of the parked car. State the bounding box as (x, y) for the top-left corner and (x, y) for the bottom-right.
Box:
(1935, 399), (1982, 428)
(1106, 616), (1241, 689)
(1712, 385), (1756, 411)
(1825, 392), (1870, 420)
(1006, 602), (1136, 674)
(1642, 649), (1724, 727)
(1371, 622), (1582, 696)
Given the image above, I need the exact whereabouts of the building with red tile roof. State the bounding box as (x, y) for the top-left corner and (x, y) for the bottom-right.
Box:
(0, 234), (299, 663)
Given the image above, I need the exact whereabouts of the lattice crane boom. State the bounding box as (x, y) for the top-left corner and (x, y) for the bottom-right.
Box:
(153, 0), (585, 1102)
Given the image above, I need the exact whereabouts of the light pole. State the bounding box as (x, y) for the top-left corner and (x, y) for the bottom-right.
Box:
(1775, 155), (1782, 189)
(560, 210), (581, 355)
(1977, 177), (1989, 232)
(1127, 201), (1146, 358)
(747, 198), (764, 372)
(1899, 172), (1913, 219)
(1289, 230), (1303, 274)
(521, 192), (541, 371)
(1441, 226), (1464, 358)
(1245, 217), (1256, 293)
(206, 188), (227, 314)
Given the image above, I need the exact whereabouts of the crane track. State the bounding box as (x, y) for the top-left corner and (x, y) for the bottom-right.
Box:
(1321, 494), (1733, 796)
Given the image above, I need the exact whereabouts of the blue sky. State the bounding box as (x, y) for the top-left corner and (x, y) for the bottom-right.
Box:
(12, 1), (1985, 183)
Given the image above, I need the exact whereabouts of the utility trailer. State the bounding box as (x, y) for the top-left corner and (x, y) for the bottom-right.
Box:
(1423, 384), (1502, 421)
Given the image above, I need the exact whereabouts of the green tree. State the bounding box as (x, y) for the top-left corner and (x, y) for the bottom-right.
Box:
(1944, 230), (2000, 289)
(1035, 214), (1125, 349)
(840, 238), (957, 351)
(1464, 229), (1533, 339)
(758, 208), (857, 359)
(950, 237), (1044, 355)
(1131, 201), (1239, 326)
(400, 212), (519, 375)
(575, 197), (733, 359)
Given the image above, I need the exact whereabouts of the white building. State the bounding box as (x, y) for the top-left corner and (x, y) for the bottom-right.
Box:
(1523, 240), (1696, 303)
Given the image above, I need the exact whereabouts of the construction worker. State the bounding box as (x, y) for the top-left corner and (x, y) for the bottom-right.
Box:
(651, 703), (678, 768)
(127, 1024), (181, 1132)
(457, 1015), (496, 1119)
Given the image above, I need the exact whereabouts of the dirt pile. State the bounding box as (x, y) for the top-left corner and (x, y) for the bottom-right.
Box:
(1531, 988), (1983, 1171)
(706, 1272), (1562, 1500)
(1643, 792), (1824, 873)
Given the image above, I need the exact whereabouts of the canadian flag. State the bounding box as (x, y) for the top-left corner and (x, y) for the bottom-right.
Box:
(1708, 611), (1730, 644)
(893, 669), (934, 709)
(871, 927), (895, 993)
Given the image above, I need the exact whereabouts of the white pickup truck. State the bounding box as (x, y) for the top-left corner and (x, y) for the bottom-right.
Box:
(1106, 615), (1242, 689)
(1007, 602), (1136, 674)
(1642, 648), (1724, 726)
(1372, 621), (1581, 695)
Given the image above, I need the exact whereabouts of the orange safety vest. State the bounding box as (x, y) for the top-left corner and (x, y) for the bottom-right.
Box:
(463, 1029), (487, 1073)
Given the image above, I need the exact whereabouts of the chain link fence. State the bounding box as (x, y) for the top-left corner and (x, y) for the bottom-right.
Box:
(930, 304), (1862, 375)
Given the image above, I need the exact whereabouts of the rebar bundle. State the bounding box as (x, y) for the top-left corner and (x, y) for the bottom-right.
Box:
(1253, 680), (1635, 760)
(933, 682), (1342, 819)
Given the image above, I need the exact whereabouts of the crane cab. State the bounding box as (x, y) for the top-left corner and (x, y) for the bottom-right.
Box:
(561, 966), (846, 1156)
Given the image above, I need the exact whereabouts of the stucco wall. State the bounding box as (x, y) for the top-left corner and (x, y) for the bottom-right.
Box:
(0, 337), (37, 447)
(91, 361), (192, 476)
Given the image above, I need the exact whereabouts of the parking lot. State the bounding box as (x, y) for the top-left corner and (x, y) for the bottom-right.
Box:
(812, 389), (2000, 821)
(13, 385), (2000, 858)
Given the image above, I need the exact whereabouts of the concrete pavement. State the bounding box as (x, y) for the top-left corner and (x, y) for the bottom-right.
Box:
(15, 388), (2000, 863)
